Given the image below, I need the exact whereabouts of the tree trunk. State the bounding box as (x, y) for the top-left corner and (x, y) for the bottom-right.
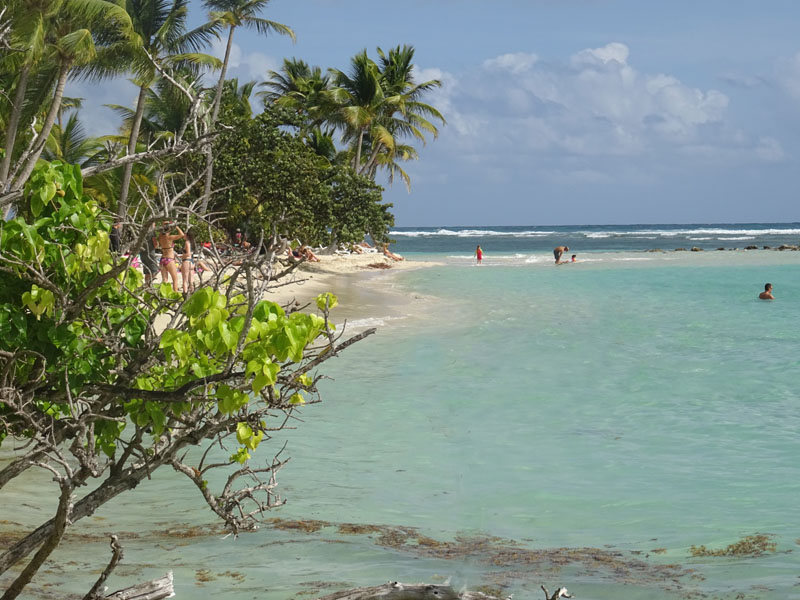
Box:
(353, 128), (365, 173)
(0, 61), (32, 191)
(8, 60), (71, 193)
(0, 482), (72, 600)
(117, 84), (149, 223)
(200, 24), (235, 212)
(0, 420), (219, 575)
(359, 142), (383, 178)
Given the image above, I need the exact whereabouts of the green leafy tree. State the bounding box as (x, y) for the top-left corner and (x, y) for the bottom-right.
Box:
(0, 160), (374, 599)
(211, 104), (393, 247)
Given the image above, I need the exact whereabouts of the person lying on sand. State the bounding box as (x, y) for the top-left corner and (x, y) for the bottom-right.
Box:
(382, 244), (404, 262)
(302, 246), (320, 262)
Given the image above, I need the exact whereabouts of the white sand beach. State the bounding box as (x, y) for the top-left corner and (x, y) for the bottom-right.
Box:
(264, 252), (435, 309)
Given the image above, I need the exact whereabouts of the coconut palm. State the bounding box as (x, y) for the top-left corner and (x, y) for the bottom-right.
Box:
(114, 0), (220, 221)
(200, 0), (295, 210)
(328, 45), (444, 187)
(42, 109), (104, 167)
(0, 0), (134, 200)
(258, 57), (334, 133)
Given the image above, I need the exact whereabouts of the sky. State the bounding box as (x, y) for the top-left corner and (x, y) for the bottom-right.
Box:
(71, 0), (800, 226)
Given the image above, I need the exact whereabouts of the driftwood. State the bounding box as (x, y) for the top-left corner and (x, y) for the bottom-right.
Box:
(104, 572), (174, 600)
(315, 582), (573, 600)
(315, 582), (515, 600)
(541, 586), (572, 600)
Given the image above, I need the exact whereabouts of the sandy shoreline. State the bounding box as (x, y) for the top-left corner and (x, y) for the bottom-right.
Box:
(263, 253), (438, 314)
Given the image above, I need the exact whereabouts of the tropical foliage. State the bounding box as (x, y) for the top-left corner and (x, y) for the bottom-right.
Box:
(0, 1), (443, 596)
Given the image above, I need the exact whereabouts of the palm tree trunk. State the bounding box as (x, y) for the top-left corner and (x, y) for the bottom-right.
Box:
(9, 60), (71, 193)
(117, 84), (149, 222)
(0, 62), (32, 192)
(360, 143), (383, 178)
(353, 128), (365, 173)
(200, 24), (236, 212)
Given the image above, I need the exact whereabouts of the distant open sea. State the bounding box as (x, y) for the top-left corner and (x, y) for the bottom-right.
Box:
(389, 222), (800, 254)
(3, 223), (800, 600)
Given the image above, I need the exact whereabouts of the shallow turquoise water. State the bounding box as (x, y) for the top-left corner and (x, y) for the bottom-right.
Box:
(3, 250), (800, 599)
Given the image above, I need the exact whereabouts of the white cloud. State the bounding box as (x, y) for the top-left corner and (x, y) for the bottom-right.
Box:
(482, 52), (538, 74)
(430, 41), (779, 176)
(210, 39), (279, 81)
(775, 51), (800, 100)
(571, 42), (629, 67)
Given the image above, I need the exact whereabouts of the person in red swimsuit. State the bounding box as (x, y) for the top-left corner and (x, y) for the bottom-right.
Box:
(475, 245), (484, 264)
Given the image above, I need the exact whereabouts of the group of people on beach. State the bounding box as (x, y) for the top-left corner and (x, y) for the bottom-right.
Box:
(136, 222), (212, 294)
(474, 244), (577, 265)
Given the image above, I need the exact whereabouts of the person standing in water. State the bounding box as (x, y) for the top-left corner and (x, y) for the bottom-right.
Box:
(759, 283), (774, 300)
(475, 245), (484, 264)
(553, 245), (569, 264)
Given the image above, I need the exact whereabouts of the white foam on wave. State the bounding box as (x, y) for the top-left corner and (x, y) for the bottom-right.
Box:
(391, 229), (557, 237)
(577, 227), (800, 238)
(719, 236), (756, 241)
(343, 316), (403, 329)
(689, 237), (713, 241)
(524, 255), (549, 263)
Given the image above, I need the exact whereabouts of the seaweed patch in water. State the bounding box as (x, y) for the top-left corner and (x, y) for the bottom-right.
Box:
(336, 523), (383, 535)
(267, 517), (330, 533)
(265, 518), (692, 592)
(690, 534), (777, 557)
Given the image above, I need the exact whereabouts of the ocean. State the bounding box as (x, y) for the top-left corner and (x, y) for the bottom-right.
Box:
(3, 223), (800, 600)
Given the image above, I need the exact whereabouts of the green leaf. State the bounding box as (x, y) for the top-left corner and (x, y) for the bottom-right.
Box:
(236, 422), (252, 444)
(316, 292), (338, 311)
(184, 287), (214, 317)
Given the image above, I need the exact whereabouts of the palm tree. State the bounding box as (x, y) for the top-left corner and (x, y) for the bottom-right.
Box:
(200, 0), (295, 210)
(0, 0), (59, 190)
(0, 0), (134, 201)
(259, 57), (333, 134)
(328, 45), (444, 187)
(114, 0), (220, 221)
(217, 76), (257, 117)
(328, 49), (386, 175)
(42, 109), (104, 167)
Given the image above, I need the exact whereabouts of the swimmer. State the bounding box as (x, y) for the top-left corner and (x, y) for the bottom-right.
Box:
(759, 283), (774, 300)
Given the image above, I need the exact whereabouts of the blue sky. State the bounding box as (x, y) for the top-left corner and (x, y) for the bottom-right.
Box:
(73, 1), (800, 226)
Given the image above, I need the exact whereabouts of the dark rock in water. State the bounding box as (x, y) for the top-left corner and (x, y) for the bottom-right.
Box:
(745, 245), (758, 250)
(763, 245), (771, 249)
(647, 248), (663, 253)
(675, 247), (687, 251)
(777, 245), (799, 251)
(717, 247), (725, 251)
(690, 247), (703, 252)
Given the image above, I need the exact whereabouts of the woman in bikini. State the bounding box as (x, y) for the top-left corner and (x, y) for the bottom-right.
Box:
(158, 222), (184, 292)
(181, 228), (196, 294)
